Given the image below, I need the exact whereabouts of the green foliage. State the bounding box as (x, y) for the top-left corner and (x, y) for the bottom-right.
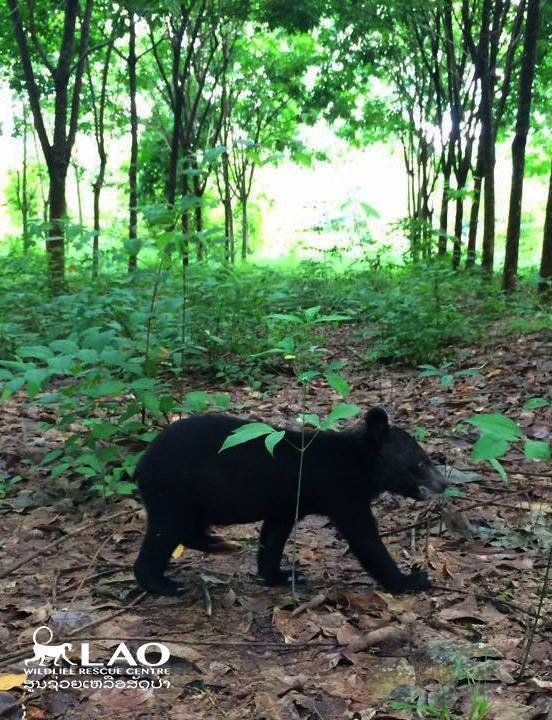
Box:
(418, 362), (481, 389)
(465, 409), (551, 481)
(0, 251), (548, 497)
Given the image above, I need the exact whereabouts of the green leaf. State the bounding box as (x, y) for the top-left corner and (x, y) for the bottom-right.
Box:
(94, 380), (126, 397)
(88, 421), (118, 439)
(315, 314), (350, 323)
(297, 370), (320, 384)
(326, 372), (350, 397)
(220, 422), (275, 452)
(465, 414), (522, 441)
(523, 397), (550, 411)
(77, 349), (99, 363)
(269, 313), (303, 324)
(19, 345), (53, 361)
(300, 413), (320, 429)
(49, 339), (79, 354)
(304, 306), (321, 322)
(41, 449), (64, 465)
(265, 430), (285, 456)
(47, 355), (76, 374)
(131, 378), (158, 391)
(472, 434), (509, 461)
(112, 481), (136, 495)
(524, 440), (551, 461)
(321, 403), (361, 430)
(50, 462), (72, 478)
(490, 457), (508, 483)
(440, 374), (454, 388)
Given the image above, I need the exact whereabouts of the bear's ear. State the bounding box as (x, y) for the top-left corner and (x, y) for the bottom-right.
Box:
(364, 407), (390, 444)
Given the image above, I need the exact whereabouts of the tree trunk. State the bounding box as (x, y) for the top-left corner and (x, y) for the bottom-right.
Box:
(480, 74), (495, 275)
(503, 0), (541, 291)
(193, 169), (204, 261)
(167, 91), (184, 207)
(438, 173), (450, 256)
(241, 190), (248, 261)
(73, 163), (83, 233)
(222, 151), (234, 263)
(466, 151), (484, 268)
(452, 196), (464, 270)
(92, 160), (105, 278)
(21, 106), (30, 253)
(47, 164), (67, 290)
(128, 12), (139, 273)
(539, 161), (552, 294)
(7, 0), (93, 293)
(181, 164), (190, 268)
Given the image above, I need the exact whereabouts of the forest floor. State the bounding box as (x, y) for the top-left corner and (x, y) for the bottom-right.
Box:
(0, 326), (551, 720)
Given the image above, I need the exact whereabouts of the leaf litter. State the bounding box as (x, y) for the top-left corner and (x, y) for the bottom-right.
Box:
(0, 328), (550, 719)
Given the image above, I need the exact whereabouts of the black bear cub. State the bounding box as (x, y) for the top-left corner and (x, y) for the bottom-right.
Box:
(134, 408), (447, 597)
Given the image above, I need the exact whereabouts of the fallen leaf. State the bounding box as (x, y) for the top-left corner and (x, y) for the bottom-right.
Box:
(0, 673), (26, 691)
(172, 544), (185, 559)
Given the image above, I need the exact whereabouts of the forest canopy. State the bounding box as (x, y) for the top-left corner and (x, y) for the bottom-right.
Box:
(0, 0), (550, 290)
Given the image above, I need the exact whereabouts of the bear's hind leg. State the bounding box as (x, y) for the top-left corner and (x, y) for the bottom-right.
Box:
(134, 519), (183, 596)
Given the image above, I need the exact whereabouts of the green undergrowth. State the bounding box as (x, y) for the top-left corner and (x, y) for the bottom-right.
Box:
(0, 251), (547, 496)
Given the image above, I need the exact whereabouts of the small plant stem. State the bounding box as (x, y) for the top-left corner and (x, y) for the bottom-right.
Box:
(142, 260), (164, 424)
(516, 541), (552, 680)
(291, 382), (307, 601)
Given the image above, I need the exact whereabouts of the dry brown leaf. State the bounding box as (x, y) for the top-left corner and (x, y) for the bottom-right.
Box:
(0, 673), (26, 691)
(531, 677), (552, 692)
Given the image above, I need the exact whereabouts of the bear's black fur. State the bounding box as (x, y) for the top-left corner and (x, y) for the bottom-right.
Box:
(134, 408), (447, 596)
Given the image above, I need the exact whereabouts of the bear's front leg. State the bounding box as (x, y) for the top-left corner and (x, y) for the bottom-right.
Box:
(334, 509), (430, 594)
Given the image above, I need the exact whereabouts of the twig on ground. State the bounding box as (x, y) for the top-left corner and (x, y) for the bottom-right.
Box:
(515, 542), (552, 681)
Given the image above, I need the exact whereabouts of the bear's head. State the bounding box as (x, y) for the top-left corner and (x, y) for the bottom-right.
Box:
(364, 407), (448, 500)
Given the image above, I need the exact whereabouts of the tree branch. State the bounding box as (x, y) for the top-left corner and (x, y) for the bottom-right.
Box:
(6, 0), (51, 163)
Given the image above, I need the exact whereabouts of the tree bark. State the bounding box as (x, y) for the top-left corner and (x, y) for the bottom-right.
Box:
(539, 161), (552, 294)
(240, 190), (248, 261)
(480, 47), (496, 275)
(193, 170), (204, 261)
(21, 105), (30, 253)
(127, 11), (139, 273)
(438, 171), (451, 256)
(47, 162), (68, 285)
(466, 147), (484, 268)
(452, 196), (464, 270)
(222, 149), (234, 263)
(503, 0), (541, 291)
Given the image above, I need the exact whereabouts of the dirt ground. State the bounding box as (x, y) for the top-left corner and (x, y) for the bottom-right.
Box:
(0, 329), (551, 719)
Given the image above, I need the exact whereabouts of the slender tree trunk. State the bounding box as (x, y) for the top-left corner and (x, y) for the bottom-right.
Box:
(240, 190), (248, 261)
(181, 163), (190, 268)
(21, 106), (30, 253)
(128, 12), (139, 273)
(467, 150), (484, 268)
(73, 162), (83, 231)
(192, 169), (204, 261)
(452, 196), (464, 270)
(167, 92), (184, 207)
(539, 161), (552, 294)
(222, 150), (234, 263)
(481, 83), (495, 275)
(438, 172), (451, 256)
(503, 0), (541, 291)
(92, 158), (105, 278)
